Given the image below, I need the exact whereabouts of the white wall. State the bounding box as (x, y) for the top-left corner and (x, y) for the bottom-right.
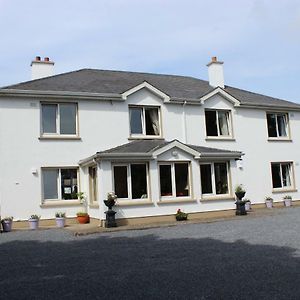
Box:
(0, 88), (299, 220)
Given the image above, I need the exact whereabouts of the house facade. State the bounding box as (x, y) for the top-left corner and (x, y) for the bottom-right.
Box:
(0, 56), (300, 225)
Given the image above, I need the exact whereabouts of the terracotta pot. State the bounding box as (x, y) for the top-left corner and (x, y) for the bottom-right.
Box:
(77, 215), (90, 224)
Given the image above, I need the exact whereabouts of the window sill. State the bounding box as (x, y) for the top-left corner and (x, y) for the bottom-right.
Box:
(40, 200), (82, 207)
(128, 136), (164, 140)
(201, 195), (235, 201)
(116, 200), (153, 206)
(39, 136), (81, 141)
(267, 138), (292, 142)
(205, 137), (235, 141)
(272, 188), (297, 194)
(157, 199), (197, 204)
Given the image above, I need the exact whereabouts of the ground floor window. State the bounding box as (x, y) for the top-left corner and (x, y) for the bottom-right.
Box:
(42, 167), (78, 201)
(271, 162), (294, 190)
(89, 166), (98, 203)
(200, 162), (229, 196)
(159, 162), (190, 198)
(113, 163), (148, 200)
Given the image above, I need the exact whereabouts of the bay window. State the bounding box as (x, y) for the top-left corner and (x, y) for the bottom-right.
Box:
(271, 162), (294, 190)
(113, 163), (149, 200)
(129, 106), (161, 137)
(205, 109), (232, 137)
(159, 162), (190, 198)
(200, 162), (229, 196)
(41, 103), (78, 136)
(267, 113), (289, 138)
(42, 167), (78, 201)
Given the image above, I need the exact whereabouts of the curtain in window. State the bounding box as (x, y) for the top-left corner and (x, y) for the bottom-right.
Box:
(282, 164), (291, 187)
(277, 114), (287, 137)
(147, 108), (160, 135)
(218, 111), (230, 136)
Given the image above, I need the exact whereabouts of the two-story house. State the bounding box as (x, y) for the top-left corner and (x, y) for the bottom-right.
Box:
(1, 56), (299, 225)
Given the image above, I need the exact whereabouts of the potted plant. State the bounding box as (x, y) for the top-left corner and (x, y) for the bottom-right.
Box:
(28, 214), (40, 230)
(265, 196), (273, 208)
(104, 192), (118, 228)
(76, 212), (90, 224)
(235, 184), (247, 215)
(1, 216), (13, 232)
(244, 199), (251, 211)
(55, 212), (66, 228)
(235, 184), (246, 200)
(175, 209), (188, 221)
(283, 195), (292, 207)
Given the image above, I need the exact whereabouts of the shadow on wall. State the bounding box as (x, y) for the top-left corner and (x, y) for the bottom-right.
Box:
(1, 234), (299, 299)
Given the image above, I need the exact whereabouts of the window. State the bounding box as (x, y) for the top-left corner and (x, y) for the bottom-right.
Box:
(267, 113), (289, 138)
(200, 162), (229, 196)
(271, 162), (294, 190)
(205, 110), (232, 137)
(42, 168), (78, 201)
(89, 166), (98, 203)
(41, 103), (77, 135)
(113, 163), (149, 200)
(129, 106), (161, 137)
(159, 162), (190, 198)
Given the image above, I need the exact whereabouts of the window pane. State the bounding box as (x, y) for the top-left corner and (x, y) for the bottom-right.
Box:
(160, 165), (172, 196)
(42, 104), (57, 133)
(205, 110), (218, 136)
(61, 169), (78, 200)
(60, 104), (77, 134)
(277, 114), (287, 137)
(114, 166), (128, 198)
(214, 163), (228, 194)
(200, 164), (213, 194)
(267, 114), (277, 137)
(131, 164), (148, 199)
(175, 163), (189, 197)
(130, 108), (143, 134)
(145, 108), (160, 135)
(282, 164), (291, 187)
(43, 169), (58, 199)
(218, 111), (230, 135)
(271, 164), (282, 188)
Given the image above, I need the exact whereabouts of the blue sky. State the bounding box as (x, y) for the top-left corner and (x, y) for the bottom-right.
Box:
(1, 0), (300, 102)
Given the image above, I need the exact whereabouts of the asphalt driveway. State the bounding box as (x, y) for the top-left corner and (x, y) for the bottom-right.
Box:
(1, 207), (300, 299)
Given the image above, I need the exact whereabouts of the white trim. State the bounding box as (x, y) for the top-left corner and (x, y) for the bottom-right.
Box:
(122, 81), (171, 102)
(200, 87), (240, 107)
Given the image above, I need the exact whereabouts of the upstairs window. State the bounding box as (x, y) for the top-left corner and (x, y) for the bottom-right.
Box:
(271, 162), (294, 190)
(129, 106), (161, 137)
(200, 162), (229, 196)
(205, 110), (232, 137)
(41, 103), (77, 136)
(267, 113), (289, 138)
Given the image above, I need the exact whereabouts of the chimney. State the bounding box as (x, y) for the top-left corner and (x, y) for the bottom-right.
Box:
(31, 56), (55, 80)
(206, 56), (224, 88)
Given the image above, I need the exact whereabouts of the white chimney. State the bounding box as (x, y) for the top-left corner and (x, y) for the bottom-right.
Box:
(207, 56), (224, 88)
(31, 56), (54, 80)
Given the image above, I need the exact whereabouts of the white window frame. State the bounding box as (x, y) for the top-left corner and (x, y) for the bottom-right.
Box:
(41, 167), (80, 202)
(205, 109), (233, 138)
(40, 102), (79, 137)
(271, 162), (295, 191)
(159, 162), (191, 200)
(129, 105), (162, 138)
(266, 112), (290, 140)
(112, 163), (150, 200)
(200, 162), (231, 197)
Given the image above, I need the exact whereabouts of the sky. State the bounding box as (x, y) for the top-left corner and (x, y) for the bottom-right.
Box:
(0, 0), (300, 102)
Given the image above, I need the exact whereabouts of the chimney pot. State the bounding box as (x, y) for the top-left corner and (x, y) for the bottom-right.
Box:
(44, 57), (49, 62)
(211, 56), (217, 62)
(31, 56), (55, 80)
(35, 56), (41, 61)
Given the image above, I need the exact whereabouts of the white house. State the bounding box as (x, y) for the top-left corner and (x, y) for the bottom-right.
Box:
(0, 56), (299, 225)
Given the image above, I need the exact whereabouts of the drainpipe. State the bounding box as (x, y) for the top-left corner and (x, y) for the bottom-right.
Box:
(182, 101), (187, 143)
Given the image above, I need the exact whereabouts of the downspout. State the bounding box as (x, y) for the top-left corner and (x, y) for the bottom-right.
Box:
(182, 101), (187, 143)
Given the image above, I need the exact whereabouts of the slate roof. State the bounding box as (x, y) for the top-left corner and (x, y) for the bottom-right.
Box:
(2, 68), (300, 109)
(96, 139), (242, 156)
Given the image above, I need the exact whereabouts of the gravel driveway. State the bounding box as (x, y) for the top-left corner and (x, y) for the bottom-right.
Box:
(1, 207), (300, 299)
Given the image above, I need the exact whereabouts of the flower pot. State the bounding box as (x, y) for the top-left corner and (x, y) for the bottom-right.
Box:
(265, 200), (273, 209)
(176, 215), (188, 221)
(1, 220), (12, 232)
(284, 199), (292, 207)
(245, 202), (251, 211)
(235, 191), (246, 200)
(28, 219), (39, 230)
(77, 215), (90, 224)
(55, 217), (66, 228)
